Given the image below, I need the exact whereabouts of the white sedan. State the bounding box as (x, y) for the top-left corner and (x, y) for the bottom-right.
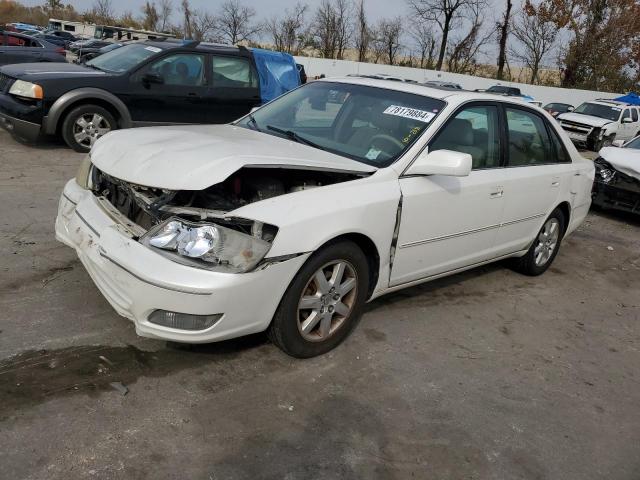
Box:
(55, 78), (594, 357)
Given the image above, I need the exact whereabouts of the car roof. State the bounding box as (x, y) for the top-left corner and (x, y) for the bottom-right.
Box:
(144, 39), (247, 55)
(587, 99), (632, 107)
(320, 76), (537, 106)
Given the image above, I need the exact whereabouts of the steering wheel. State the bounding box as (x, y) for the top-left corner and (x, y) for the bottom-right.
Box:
(370, 134), (404, 152)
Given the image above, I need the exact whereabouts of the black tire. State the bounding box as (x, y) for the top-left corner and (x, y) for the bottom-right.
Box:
(511, 208), (565, 276)
(268, 240), (370, 358)
(61, 104), (116, 153)
(592, 134), (614, 152)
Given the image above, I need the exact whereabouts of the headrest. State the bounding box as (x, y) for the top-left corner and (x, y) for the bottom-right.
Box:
(438, 118), (474, 146)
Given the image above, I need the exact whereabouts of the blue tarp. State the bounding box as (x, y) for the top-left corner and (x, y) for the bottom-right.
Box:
(251, 48), (300, 104)
(614, 93), (640, 105)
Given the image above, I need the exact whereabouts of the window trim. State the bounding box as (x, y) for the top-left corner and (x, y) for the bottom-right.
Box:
(426, 100), (504, 171)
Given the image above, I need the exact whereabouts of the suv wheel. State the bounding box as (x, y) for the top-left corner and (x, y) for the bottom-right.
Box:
(268, 241), (369, 358)
(61, 104), (116, 153)
(511, 208), (565, 276)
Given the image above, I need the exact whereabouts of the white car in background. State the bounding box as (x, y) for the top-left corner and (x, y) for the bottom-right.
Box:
(56, 78), (594, 357)
(558, 99), (640, 151)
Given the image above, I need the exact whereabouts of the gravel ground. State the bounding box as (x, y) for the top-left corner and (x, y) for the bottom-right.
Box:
(1, 130), (639, 480)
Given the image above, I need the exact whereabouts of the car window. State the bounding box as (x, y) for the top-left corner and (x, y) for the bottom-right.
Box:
(7, 34), (29, 47)
(430, 105), (501, 169)
(148, 53), (205, 86)
(547, 126), (571, 163)
(573, 102), (621, 121)
(623, 109), (631, 121)
(632, 109), (639, 122)
(625, 136), (640, 149)
(506, 108), (552, 166)
(211, 56), (257, 88)
(238, 81), (446, 167)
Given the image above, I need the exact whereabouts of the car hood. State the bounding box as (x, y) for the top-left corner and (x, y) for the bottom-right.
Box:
(599, 146), (640, 181)
(90, 124), (377, 190)
(557, 112), (613, 127)
(0, 62), (111, 80)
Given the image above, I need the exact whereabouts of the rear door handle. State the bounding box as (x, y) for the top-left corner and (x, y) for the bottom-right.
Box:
(551, 176), (560, 187)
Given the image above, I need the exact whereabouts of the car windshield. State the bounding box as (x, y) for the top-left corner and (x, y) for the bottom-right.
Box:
(545, 103), (570, 111)
(624, 136), (640, 149)
(86, 43), (162, 73)
(237, 82), (445, 167)
(573, 102), (621, 121)
(488, 86), (519, 95)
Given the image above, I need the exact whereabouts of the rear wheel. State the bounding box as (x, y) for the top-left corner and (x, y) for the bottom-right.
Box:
(511, 208), (565, 276)
(268, 241), (369, 358)
(61, 104), (116, 153)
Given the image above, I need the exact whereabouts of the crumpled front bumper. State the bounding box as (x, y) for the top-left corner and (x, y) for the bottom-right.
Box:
(55, 179), (308, 343)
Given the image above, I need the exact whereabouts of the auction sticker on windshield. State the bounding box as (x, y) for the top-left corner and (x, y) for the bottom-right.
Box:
(145, 46), (162, 53)
(383, 105), (436, 123)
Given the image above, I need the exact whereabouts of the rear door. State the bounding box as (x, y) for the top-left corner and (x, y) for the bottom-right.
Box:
(492, 105), (573, 255)
(126, 51), (209, 124)
(206, 54), (261, 123)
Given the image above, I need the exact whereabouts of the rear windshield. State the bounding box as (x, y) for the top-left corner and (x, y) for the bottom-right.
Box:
(573, 102), (621, 122)
(237, 81), (446, 167)
(86, 43), (163, 73)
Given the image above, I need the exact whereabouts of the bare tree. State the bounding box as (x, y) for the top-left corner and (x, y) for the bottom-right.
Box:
(93, 0), (114, 23)
(510, 8), (558, 84)
(142, 1), (159, 31)
(354, 0), (370, 62)
(266, 3), (307, 54)
(181, 0), (192, 39)
(158, 0), (173, 31)
(410, 20), (437, 68)
(191, 9), (216, 41)
(376, 17), (402, 65)
(311, 0), (352, 59)
(214, 0), (261, 45)
(447, 2), (492, 74)
(407, 0), (484, 70)
(496, 0), (513, 79)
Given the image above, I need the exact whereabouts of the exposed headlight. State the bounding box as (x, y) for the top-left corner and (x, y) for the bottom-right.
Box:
(75, 154), (93, 189)
(599, 167), (616, 183)
(140, 218), (273, 273)
(9, 80), (43, 99)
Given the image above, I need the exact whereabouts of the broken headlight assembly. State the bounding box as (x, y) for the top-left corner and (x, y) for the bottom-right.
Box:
(595, 158), (616, 183)
(140, 217), (274, 273)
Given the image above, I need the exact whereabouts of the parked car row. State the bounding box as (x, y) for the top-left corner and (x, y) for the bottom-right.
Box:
(0, 30), (66, 66)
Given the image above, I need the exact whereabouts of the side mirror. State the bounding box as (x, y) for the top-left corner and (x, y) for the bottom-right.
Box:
(612, 139), (625, 147)
(622, 117), (633, 123)
(142, 72), (163, 85)
(567, 106), (575, 111)
(405, 149), (472, 177)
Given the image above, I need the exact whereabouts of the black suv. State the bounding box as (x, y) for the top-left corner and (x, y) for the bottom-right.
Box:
(0, 40), (298, 152)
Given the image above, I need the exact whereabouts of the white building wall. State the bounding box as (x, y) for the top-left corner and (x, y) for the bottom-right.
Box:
(294, 56), (621, 107)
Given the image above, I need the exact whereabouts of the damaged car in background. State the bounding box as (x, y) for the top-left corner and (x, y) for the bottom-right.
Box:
(56, 78), (594, 358)
(592, 135), (640, 214)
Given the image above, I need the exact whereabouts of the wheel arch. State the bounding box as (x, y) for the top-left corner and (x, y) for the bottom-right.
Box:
(316, 232), (381, 300)
(44, 88), (132, 135)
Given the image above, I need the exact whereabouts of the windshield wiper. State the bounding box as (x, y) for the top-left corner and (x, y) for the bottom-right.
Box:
(247, 114), (261, 132)
(266, 125), (325, 151)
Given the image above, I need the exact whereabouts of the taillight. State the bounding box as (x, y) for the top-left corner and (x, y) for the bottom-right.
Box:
(56, 47), (65, 55)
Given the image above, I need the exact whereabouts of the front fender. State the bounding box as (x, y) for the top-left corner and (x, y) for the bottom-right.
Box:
(230, 169), (402, 290)
(43, 87), (132, 135)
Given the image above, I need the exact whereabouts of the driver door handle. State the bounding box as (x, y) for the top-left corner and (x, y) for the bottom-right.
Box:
(490, 186), (504, 198)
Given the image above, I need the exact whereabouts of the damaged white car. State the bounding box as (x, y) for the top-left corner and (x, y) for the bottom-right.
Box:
(56, 78), (594, 357)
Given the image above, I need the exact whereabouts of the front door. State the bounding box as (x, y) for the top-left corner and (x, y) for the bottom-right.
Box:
(126, 52), (209, 124)
(206, 55), (261, 123)
(390, 103), (506, 286)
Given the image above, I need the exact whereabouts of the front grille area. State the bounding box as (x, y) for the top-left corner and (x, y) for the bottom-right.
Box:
(0, 73), (15, 94)
(560, 120), (593, 135)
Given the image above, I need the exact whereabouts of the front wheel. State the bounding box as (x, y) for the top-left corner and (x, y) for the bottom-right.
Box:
(61, 104), (116, 153)
(268, 241), (369, 358)
(511, 208), (565, 276)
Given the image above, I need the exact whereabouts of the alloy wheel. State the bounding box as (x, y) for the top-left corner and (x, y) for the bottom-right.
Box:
(297, 260), (358, 342)
(534, 218), (560, 266)
(73, 113), (111, 148)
